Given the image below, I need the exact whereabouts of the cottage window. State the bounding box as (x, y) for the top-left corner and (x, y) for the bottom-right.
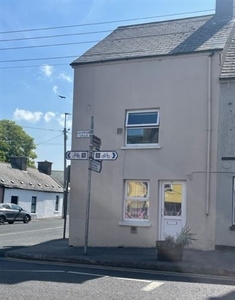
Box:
(124, 180), (149, 221)
(55, 196), (59, 212)
(31, 196), (37, 213)
(233, 178), (235, 225)
(11, 196), (18, 204)
(125, 110), (159, 146)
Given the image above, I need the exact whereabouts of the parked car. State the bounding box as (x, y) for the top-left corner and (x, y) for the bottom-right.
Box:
(0, 203), (31, 224)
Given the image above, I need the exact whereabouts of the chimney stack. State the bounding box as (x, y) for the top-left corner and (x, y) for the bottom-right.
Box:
(216, 0), (235, 19)
(38, 161), (52, 175)
(10, 156), (27, 171)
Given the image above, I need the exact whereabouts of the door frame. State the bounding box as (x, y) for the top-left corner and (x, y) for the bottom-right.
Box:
(158, 180), (186, 240)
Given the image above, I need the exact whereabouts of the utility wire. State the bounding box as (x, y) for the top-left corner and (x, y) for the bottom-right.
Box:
(0, 13), (213, 43)
(0, 28), (201, 51)
(0, 63), (68, 69)
(0, 55), (77, 63)
(0, 9), (214, 34)
(22, 125), (62, 132)
(0, 40), (98, 51)
(0, 30), (111, 42)
(36, 134), (63, 146)
(0, 25), (213, 63)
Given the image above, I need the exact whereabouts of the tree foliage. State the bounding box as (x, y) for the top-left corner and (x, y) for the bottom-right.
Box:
(0, 120), (37, 167)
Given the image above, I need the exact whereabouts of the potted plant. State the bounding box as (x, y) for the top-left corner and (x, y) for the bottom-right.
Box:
(156, 225), (196, 262)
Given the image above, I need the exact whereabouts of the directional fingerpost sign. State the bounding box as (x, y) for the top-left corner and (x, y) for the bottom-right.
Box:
(66, 151), (88, 160)
(92, 135), (101, 150)
(93, 151), (118, 161)
(90, 159), (102, 173)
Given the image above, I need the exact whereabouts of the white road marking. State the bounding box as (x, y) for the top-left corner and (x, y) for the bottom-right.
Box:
(2, 270), (65, 273)
(0, 226), (63, 237)
(141, 281), (164, 292)
(68, 271), (104, 277)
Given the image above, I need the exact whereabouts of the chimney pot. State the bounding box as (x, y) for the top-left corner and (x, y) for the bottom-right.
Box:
(10, 156), (27, 171)
(38, 161), (52, 175)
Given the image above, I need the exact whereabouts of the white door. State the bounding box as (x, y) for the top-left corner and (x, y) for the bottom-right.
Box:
(159, 181), (186, 240)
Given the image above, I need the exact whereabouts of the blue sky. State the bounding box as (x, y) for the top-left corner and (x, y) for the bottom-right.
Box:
(0, 0), (216, 170)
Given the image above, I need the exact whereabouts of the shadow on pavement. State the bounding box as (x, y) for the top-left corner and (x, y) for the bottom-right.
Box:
(1, 239), (235, 286)
(209, 291), (235, 300)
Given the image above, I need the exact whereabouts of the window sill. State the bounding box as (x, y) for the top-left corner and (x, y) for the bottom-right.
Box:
(119, 221), (151, 227)
(230, 225), (235, 231)
(121, 145), (161, 150)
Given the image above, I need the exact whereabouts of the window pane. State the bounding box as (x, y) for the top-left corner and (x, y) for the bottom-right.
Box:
(127, 128), (159, 144)
(31, 197), (36, 213)
(128, 112), (158, 125)
(125, 200), (149, 220)
(11, 204), (20, 210)
(127, 181), (148, 198)
(55, 196), (59, 211)
(164, 184), (182, 216)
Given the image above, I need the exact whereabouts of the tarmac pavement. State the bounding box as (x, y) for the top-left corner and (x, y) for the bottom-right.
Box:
(4, 238), (235, 277)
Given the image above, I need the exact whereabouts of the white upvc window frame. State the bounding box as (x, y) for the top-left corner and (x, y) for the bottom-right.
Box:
(123, 180), (150, 222)
(125, 109), (160, 147)
(233, 177), (235, 225)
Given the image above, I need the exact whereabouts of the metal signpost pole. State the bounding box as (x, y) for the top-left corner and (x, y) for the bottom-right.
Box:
(84, 116), (94, 255)
(63, 112), (70, 239)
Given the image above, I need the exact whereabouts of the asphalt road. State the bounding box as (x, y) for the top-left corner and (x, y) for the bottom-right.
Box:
(0, 218), (67, 255)
(1, 219), (235, 299)
(0, 258), (235, 300)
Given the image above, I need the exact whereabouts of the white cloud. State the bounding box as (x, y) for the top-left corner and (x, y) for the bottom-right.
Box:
(44, 112), (56, 122)
(58, 73), (72, 83)
(40, 64), (54, 77)
(58, 114), (72, 128)
(13, 109), (71, 128)
(53, 85), (58, 94)
(13, 108), (43, 123)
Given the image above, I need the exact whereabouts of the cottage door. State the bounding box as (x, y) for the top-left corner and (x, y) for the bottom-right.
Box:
(159, 181), (186, 240)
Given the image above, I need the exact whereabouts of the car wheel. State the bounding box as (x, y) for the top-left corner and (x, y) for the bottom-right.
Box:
(8, 221), (14, 224)
(23, 215), (31, 224)
(0, 215), (6, 224)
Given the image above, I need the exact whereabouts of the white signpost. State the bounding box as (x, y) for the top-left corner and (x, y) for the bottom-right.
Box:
(93, 151), (118, 160)
(65, 151), (88, 160)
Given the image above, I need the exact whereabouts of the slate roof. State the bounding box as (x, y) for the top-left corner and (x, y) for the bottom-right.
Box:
(0, 162), (63, 193)
(51, 170), (64, 187)
(220, 31), (235, 79)
(71, 15), (234, 65)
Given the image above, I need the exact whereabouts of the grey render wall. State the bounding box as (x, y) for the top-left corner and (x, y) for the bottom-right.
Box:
(69, 52), (221, 250)
(216, 81), (235, 247)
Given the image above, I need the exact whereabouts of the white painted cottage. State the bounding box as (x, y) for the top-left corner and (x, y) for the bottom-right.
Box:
(0, 157), (63, 219)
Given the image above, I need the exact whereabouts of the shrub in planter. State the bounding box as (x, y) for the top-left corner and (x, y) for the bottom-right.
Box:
(156, 225), (196, 262)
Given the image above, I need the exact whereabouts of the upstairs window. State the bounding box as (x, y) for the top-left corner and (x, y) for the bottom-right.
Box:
(125, 110), (159, 146)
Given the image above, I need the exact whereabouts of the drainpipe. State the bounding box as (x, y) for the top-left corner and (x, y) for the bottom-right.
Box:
(206, 52), (214, 216)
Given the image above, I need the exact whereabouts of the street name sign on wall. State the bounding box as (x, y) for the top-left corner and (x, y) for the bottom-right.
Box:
(90, 159), (102, 173)
(66, 151), (88, 160)
(93, 151), (118, 160)
(77, 130), (90, 138)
